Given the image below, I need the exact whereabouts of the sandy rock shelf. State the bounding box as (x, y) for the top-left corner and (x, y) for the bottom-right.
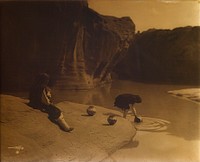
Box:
(1, 95), (136, 162)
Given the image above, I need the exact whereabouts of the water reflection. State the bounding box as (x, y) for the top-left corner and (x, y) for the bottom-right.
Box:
(52, 80), (199, 140)
(4, 80), (199, 141)
(52, 83), (115, 109)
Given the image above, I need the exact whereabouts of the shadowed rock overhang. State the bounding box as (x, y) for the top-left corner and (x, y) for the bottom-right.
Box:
(1, 1), (135, 91)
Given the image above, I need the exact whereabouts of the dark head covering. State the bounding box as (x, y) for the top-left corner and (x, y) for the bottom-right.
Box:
(29, 73), (50, 107)
(35, 73), (50, 87)
(114, 93), (142, 109)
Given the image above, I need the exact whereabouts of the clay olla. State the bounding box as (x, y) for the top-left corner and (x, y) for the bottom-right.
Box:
(134, 116), (143, 123)
(87, 106), (96, 116)
(107, 115), (117, 125)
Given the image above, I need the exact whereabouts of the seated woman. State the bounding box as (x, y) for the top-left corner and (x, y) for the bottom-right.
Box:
(29, 73), (74, 132)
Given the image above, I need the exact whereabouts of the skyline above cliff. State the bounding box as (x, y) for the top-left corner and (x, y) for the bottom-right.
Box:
(88, 0), (199, 32)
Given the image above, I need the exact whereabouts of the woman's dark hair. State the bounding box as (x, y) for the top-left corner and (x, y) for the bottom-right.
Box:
(114, 93), (142, 109)
(36, 73), (50, 86)
(29, 73), (50, 107)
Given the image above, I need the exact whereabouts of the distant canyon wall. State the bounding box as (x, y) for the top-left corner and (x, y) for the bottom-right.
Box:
(1, 1), (135, 91)
(115, 26), (200, 84)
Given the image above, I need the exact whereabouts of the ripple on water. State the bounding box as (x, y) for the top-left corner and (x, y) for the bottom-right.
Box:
(133, 117), (170, 132)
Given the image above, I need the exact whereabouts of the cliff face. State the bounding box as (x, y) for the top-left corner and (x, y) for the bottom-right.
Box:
(115, 26), (200, 84)
(1, 1), (135, 91)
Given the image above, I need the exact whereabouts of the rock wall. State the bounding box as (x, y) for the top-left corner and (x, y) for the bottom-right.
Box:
(115, 26), (200, 84)
(1, 1), (135, 91)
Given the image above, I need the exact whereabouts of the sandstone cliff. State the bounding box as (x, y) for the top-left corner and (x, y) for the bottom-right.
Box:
(1, 1), (135, 91)
(115, 26), (200, 84)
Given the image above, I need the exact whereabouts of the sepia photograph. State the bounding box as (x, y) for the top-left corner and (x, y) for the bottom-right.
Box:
(1, 0), (200, 161)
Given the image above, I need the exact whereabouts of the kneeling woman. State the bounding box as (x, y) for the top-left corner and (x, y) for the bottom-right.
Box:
(29, 73), (74, 132)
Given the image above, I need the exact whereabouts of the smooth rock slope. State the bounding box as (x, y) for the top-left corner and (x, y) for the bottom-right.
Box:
(1, 95), (136, 162)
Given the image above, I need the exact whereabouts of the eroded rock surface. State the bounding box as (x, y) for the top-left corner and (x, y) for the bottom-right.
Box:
(1, 1), (135, 91)
(115, 26), (200, 84)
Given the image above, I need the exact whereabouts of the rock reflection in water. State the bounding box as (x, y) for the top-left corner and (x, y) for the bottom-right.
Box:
(52, 83), (114, 108)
